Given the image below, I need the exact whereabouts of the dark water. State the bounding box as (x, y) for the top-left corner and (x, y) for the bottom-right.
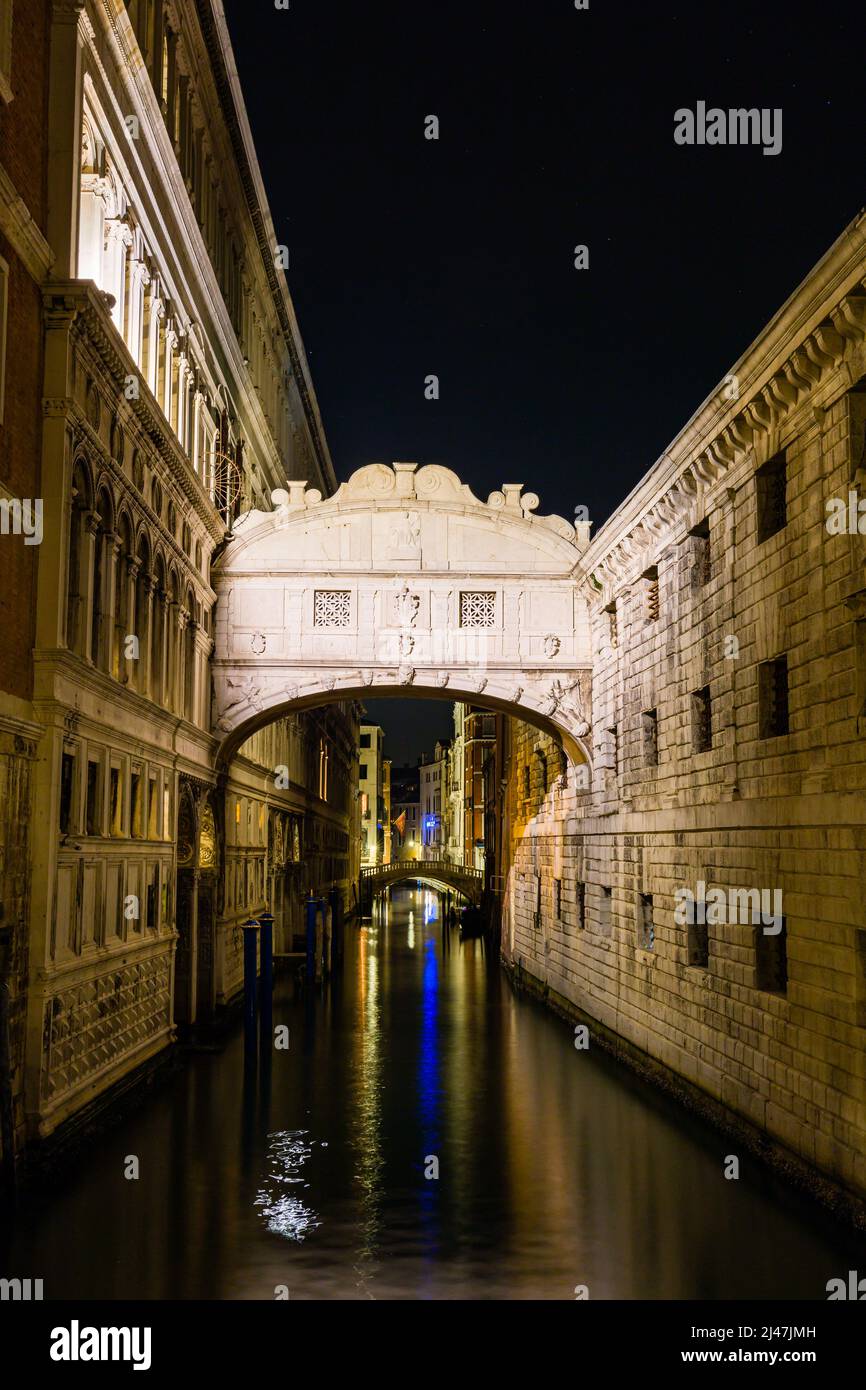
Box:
(3, 887), (864, 1300)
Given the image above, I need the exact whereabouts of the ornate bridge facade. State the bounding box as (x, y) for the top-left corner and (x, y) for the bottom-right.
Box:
(211, 462), (595, 771)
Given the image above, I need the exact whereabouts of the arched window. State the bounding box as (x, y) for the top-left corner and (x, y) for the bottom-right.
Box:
(134, 533), (151, 696)
(90, 488), (115, 672)
(183, 588), (196, 723)
(66, 459), (93, 656)
(114, 515), (134, 681)
(151, 554), (167, 706)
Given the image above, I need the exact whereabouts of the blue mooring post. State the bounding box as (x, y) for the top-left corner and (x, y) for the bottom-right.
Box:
(306, 894), (318, 986)
(242, 919), (260, 1049)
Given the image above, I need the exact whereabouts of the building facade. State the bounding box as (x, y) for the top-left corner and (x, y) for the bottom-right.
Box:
(0, 0), (53, 1186)
(419, 739), (448, 857)
(498, 211), (866, 1214)
(390, 763), (420, 862)
(7, 0), (356, 1153)
(358, 722), (384, 866)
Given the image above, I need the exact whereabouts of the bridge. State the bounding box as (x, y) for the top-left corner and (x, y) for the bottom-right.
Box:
(359, 858), (484, 912)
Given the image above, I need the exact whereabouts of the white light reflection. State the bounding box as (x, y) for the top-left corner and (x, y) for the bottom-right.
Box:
(254, 1130), (322, 1241)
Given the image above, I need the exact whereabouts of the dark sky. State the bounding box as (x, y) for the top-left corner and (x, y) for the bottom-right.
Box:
(223, 0), (863, 764)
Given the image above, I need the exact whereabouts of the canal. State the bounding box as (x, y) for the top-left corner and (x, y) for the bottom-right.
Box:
(3, 886), (863, 1300)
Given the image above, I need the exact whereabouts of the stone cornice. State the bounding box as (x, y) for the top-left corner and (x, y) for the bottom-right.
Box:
(0, 159), (54, 283)
(582, 209), (866, 603)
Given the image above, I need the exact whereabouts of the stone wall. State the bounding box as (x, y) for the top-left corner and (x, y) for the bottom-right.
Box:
(500, 214), (866, 1210)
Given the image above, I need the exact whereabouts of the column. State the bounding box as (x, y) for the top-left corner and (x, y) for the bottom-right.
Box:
(124, 556), (141, 687)
(82, 511), (100, 663)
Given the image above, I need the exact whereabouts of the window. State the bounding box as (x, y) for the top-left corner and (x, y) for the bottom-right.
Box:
(0, 255), (8, 423)
(640, 565), (659, 623)
(604, 600), (618, 649)
(110, 765), (123, 837)
(642, 709), (658, 767)
(147, 773), (159, 839)
(522, 764), (531, 799)
(318, 736), (329, 800)
(756, 452), (787, 542)
(360, 733), (371, 749)
(359, 763), (368, 780)
(692, 686), (712, 753)
(576, 881), (586, 930)
(598, 885), (613, 938)
(85, 759), (101, 836)
(758, 656), (789, 738)
(689, 517), (710, 588)
(460, 591), (496, 628)
(60, 751), (76, 834)
(131, 771), (143, 838)
(755, 917), (787, 994)
(637, 893), (654, 950)
(146, 863), (159, 931)
(606, 725), (618, 778)
(314, 589), (351, 628)
(687, 897), (709, 968)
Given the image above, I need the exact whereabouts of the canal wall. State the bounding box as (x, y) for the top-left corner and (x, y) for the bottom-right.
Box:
(499, 222), (866, 1221)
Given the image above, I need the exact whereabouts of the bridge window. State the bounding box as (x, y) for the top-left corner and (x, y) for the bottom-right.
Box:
(460, 591), (495, 628)
(314, 589), (351, 628)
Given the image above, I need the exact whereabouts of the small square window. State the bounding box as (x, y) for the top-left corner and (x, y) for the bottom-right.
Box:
(576, 881), (586, 930)
(689, 518), (710, 588)
(598, 885), (613, 938)
(640, 565), (659, 623)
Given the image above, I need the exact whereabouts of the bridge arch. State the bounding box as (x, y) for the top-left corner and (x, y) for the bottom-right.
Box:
(212, 462), (595, 777)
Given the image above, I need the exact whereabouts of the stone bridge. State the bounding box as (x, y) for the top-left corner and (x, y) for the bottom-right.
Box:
(211, 462), (595, 771)
(359, 858), (484, 911)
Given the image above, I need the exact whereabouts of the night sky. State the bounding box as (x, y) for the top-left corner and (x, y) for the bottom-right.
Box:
(223, 0), (863, 764)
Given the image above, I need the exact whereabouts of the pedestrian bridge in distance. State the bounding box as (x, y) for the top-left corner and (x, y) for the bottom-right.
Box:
(360, 859), (484, 912)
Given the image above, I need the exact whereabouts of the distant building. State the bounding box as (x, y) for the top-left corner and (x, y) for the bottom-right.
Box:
(390, 764), (421, 861)
(358, 724), (385, 865)
(446, 706), (466, 865)
(382, 758), (392, 865)
(463, 709), (496, 869)
(419, 740), (449, 858)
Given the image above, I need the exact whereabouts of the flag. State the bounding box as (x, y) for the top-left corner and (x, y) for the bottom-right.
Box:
(392, 811), (406, 838)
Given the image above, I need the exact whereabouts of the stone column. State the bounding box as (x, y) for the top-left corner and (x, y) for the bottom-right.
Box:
(47, 1), (87, 277)
(142, 574), (156, 700)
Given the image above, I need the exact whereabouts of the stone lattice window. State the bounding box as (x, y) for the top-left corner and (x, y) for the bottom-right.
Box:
(314, 589), (351, 628)
(641, 565), (660, 623)
(460, 591), (495, 628)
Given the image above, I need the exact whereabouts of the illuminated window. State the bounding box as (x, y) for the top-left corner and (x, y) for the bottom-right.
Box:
(318, 737), (329, 800)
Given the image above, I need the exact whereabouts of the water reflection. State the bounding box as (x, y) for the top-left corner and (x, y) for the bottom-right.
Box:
(3, 884), (864, 1300)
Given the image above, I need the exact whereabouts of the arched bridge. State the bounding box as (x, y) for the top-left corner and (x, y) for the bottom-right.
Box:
(360, 859), (484, 911)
